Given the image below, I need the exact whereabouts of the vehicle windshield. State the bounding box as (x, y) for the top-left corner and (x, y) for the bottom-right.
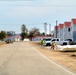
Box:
(45, 38), (51, 41)
(65, 39), (68, 41)
(65, 39), (72, 41)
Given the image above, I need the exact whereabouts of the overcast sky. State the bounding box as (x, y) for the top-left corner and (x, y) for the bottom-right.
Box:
(0, 0), (76, 34)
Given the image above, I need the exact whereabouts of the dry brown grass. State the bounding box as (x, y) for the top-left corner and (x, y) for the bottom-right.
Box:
(29, 42), (76, 73)
(0, 42), (6, 47)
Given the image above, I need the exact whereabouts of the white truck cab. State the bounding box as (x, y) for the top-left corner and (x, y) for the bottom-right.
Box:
(52, 38), (69, 45)
(43, 38), (69, 46)
(43, 38), (52, 46)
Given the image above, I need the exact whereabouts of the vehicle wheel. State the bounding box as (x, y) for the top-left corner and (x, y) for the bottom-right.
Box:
(63, 42), (67, 45)
(48, 43), (51, 46)
(46, 43), (50, 46)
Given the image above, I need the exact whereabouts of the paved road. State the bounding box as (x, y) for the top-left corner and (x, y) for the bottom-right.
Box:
(0, 42), (75, 75)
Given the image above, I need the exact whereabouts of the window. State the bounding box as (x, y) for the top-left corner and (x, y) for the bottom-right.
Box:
(68, 28), (70, 32)
(52, 39), (55, 41)
(45, 38), (51, 41)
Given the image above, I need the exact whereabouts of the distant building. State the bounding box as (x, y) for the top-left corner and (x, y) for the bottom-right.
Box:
(71, 19), (76, 41)
(5, 34), (21, 42)
(59, 24), (64, 41)
(54, 18), (76, 41)
(54, 26), (58, 38)
(32, 36), (51, 41)
(64, 22), (71, 40)
(14, 34), (21, 41)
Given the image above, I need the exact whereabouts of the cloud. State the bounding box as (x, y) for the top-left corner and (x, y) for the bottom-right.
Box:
(0, 0), (76, 33)
(42, 0), (76, 6)
(6, 6), (52, 19)
(1, 1), (76, 22)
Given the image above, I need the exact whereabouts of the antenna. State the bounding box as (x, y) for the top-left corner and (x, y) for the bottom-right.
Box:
(44, 22), (47, 36)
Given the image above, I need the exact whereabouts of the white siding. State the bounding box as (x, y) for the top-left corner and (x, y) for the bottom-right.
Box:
(63, 25), (71, 40)
(60, 28), (64, 41)
(63, 25), (67, 40)
(70, 21), (73, 40)
(73, 24), (76, 31)
(70, 21), (76, 40)
(66, 27), (71, 39)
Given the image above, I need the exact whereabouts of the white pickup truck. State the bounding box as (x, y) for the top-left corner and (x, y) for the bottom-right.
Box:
(43, 38), (69, 46)
(43, 38), (52, 46)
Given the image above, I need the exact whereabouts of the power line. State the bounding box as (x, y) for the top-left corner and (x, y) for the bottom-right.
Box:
(0, 4), (76, 7)
(0, 0), (35, 1)
(0, 23), (49, 25)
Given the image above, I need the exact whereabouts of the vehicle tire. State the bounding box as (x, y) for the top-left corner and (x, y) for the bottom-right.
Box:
(46, 43), (50, 46)
(48, 43), (51, 46)
(63, 42), (67, 45)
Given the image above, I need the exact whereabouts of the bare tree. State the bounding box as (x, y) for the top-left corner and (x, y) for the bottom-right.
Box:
(29, 27), (40, 40)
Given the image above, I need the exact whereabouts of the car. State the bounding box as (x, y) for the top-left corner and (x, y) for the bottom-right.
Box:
(5, 39), (13, 44)
(65, 39), (75, 45)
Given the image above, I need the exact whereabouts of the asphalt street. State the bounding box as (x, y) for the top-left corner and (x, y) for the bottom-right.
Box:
(0, 42), (75, 75)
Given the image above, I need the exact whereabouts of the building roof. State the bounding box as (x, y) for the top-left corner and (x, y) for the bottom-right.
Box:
(6, 36), (12, 38)
(33, 36), (51, 38)
(72, 19), (76, 25)
(6, 35), (21, 39)
(59, 24), (64, 28)
(14, 35), (21, 38)
(64, 22), (71, 27)
(54, 26), (58, 30)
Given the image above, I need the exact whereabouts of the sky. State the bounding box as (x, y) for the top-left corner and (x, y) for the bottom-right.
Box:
(0, 0), (76, 34)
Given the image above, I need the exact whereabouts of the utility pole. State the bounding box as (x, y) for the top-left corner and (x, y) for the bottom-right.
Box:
(56, 20), (58, 38)
(44, 22), (47, 36)
(49, 24), (51, 35)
